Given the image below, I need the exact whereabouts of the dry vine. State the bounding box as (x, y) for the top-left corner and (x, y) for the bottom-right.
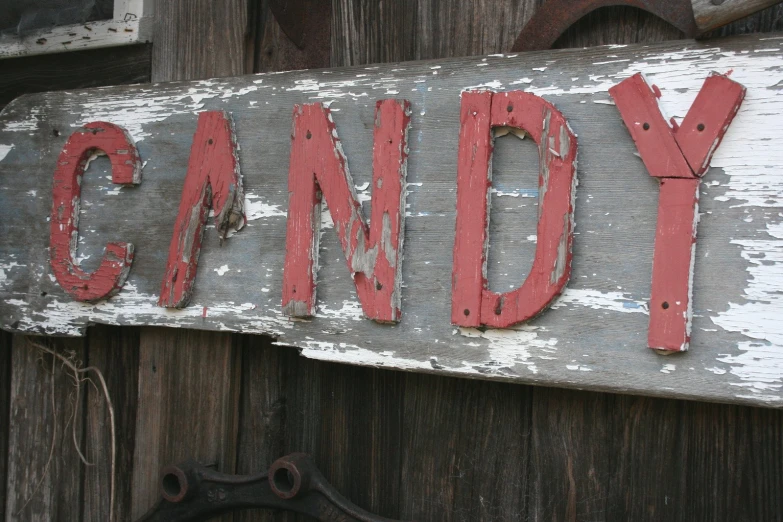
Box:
(15, 340), (116, 522)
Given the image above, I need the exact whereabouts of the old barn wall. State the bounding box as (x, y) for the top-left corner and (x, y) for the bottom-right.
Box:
(1, 1), (783, 521)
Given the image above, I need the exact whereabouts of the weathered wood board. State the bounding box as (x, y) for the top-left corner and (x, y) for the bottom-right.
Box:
(1, 34), (782, 407)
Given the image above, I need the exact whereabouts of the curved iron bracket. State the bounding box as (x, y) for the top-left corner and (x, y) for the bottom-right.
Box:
(135, 453), (408, 522)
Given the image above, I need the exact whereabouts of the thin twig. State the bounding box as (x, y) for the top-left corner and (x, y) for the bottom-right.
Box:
(26, 340), (117, 522)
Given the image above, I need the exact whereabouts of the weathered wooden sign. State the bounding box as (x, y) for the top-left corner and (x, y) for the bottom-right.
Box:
(1, 34), (782, 407)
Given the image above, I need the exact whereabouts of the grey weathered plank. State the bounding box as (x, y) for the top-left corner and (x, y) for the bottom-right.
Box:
(234, 335), (293, 522)
(81, 325), (139, 522)
(2, 34), (782, 407)
(4, 336), (86, 522)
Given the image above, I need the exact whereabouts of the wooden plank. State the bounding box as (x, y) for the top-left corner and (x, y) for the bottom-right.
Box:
(130, 1), (250, 519)
(530, 390), (683, 521)
(1, 35), (782, 406)
(0, 331), (10, 521)
(130, 328), (242, 519)
(81, 326), (140, 522)
(4, 336), (87, 522)
(231, 5), (783, 522)
(704, 2), (783, 38)
(692, 0), (782, 32)
(399, 374), (533, 520)
(0, 43), (151, 110)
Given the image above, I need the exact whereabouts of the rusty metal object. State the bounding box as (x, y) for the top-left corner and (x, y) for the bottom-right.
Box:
(135, 453), (408, 522)
(511, 0), (699, 51)
(269, 0), (331, 51)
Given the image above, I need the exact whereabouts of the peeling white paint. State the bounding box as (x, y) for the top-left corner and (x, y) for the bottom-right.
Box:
(3, 108), (39, 132)
(552, 288), (647, 314)
(316, 299), (364, 322)
(458, 325), (558, 374)
(713, 222), (783, 395)
(0, 144), (13, 161)
(7, 282), (293, 337)
(0, 261), (22, 284)
(70, 84), (260, 142)
(244, 192), (286, 221)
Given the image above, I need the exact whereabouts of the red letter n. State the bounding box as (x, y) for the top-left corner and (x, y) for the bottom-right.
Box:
(282, 100), (411, 323)
(451, 91), (578, 328)
(158, 111), (244, 308)
(50, 122), (141, 301)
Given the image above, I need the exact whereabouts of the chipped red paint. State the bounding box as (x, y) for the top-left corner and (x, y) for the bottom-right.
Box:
(676, 73), (746, 176)
(609, 73), (695, 179)
(648, 178), (700, 352)
(50, 121), (141, 302)
(282, 99), (411, 323)
(451, 90), (578, 329)
(158, 111), (244, 308)
(451, 91), (493, 327)
(610, 73), (745, 351)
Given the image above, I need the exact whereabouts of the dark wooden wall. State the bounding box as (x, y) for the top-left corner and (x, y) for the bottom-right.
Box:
(2, 2), (783, 521)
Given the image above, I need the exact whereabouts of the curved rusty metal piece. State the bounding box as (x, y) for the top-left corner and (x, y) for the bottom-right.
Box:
(135, 453), (408, 522)
(511, 0), (698, 52)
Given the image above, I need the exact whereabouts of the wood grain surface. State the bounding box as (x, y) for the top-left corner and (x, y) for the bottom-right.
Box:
(81, 326), (140, 522)
(2, 2), (783, 522)
(0, 44), (151, 111)
(5, 337), (87, 522)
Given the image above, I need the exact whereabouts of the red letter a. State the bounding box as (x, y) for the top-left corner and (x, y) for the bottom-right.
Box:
(158, 111), (244, 308)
